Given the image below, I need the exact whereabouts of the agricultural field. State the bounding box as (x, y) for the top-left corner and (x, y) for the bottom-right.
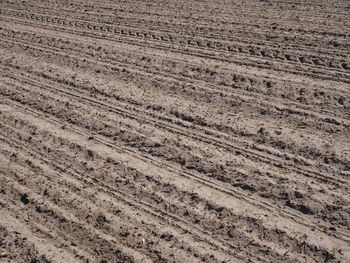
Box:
(0, 0), (349, 262)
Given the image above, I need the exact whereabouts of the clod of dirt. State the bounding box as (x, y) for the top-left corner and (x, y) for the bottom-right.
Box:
(257, 127), (269, 136)
(20, 193), (30, 205)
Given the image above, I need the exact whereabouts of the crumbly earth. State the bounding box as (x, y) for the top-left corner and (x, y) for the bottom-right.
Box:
(0, 0), (349, 262)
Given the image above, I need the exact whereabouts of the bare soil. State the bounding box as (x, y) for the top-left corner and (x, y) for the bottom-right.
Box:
(0, 0), (349, 262)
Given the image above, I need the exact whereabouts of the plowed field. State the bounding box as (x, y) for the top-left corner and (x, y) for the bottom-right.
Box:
(0, 0), (349, 262)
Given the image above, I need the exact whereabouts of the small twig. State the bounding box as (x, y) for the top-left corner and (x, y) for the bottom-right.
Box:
(309, 255), (318, 263)
(244, 239), (255, 248)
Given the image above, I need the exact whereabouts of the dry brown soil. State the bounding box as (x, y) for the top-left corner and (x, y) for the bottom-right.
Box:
(0, 0), (349, 262)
